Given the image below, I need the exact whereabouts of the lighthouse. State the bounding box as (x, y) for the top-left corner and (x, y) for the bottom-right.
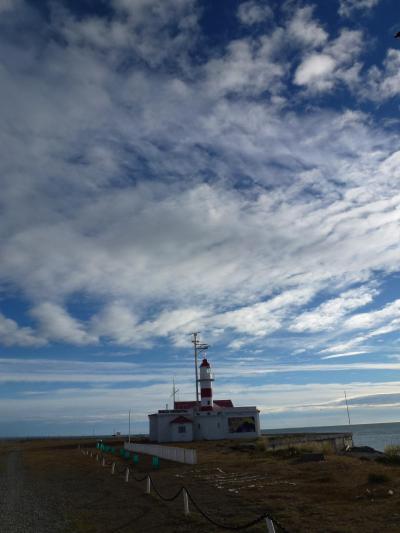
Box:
(148, 333), (261, 442)
(199, 358), (214, 411)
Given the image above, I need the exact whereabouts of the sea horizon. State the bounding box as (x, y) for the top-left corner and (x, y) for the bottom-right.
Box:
(2, 420), (400, 452)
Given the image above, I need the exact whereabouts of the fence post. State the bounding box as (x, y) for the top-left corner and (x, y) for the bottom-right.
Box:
(102, 457), (105, 467)
(146, 476), (151, 494)
(111, 462), (115, 475)
(96, 454), (99, 462)
(183, 489), (190, 516)
(266, 518), (276, 533)
(125, 468), (130, 483)
(90, 451), (92, 457)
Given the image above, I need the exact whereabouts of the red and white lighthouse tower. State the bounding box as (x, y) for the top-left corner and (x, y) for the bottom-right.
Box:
(199, 358), (214, 411)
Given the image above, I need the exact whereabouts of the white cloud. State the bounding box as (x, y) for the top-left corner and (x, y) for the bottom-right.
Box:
(294, 29), (364, 92)
(294, 53), (336, 88)
(365, 49), (400, 101)
(0, 314), (43, 347)
(344, 299), (400, 331)
(91, 303), (140, 345)
(338, 0), (381, 17)
(58, 0), (200, 69)
(31, 303), (97, 345)
(290, 286), (376, 333)
(0, 0), (399, 354)
(321, 350), (368, 360)
(203, 34), (286, 97)
(237, 1), (273, 25)
(212, 288), (314, 338)
(286, 5), (328, 48)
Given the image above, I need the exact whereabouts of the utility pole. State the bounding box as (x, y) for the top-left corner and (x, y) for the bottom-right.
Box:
(344, 391), (351, 425)
(191, 332), (209, 405)
(128, 409), (131, 443)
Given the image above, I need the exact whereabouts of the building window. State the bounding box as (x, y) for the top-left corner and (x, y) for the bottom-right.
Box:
(228, 416), (256, 433)
(178, 425), (186, 433)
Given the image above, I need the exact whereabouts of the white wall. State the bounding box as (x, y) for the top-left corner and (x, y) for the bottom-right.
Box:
(170, 422), (193, 442)
(149, 416), (158, 441)
(149, 407), (261, 443)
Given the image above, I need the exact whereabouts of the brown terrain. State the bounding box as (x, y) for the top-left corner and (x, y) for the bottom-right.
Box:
(1, 437), (400, 533)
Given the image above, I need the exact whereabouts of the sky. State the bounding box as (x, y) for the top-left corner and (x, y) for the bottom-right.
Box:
(0, 0), (400, 437)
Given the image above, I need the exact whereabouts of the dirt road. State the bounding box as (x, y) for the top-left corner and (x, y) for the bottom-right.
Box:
(0, 449), (68, 532)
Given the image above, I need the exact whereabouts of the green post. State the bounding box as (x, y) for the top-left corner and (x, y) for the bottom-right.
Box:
(133, 454), (139, 464)
(152, 456), (160, 469)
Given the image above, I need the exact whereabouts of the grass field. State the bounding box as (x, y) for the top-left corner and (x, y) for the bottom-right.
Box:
(1, 437), (400, 532)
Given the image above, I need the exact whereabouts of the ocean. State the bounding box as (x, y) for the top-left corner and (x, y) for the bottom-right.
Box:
(262, 421), (400, 452)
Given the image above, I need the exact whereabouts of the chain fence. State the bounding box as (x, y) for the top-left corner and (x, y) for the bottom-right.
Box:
(79, 444), (290, 533)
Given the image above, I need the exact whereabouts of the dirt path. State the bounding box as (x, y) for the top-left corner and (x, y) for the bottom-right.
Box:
(0, 449), (68, 532)
(1, 443), (226, 533)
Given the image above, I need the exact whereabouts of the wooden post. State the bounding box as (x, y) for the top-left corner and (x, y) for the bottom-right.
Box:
(111, 462), (115, 475)
(266, 518), (276, 533)
(183, 489), (190, 516)
(125, 468), (130, 482)
(146, 476), (151, 494)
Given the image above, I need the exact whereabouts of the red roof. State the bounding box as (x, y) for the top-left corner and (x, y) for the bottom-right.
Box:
(174, 401), (198, 409)
(214, 400), (234, 408)
(174, 399), (233, 409)
(170, 416), (193, 424)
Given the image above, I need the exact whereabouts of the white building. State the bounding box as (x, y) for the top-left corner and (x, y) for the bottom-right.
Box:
(149, 357), (261, 443)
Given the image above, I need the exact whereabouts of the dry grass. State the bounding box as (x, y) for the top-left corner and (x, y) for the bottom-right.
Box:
(2, 437), (400, 532)
(385, 445), (400, 457)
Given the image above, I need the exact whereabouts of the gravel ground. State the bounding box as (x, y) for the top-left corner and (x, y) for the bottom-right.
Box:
(0, 449), (69, 533)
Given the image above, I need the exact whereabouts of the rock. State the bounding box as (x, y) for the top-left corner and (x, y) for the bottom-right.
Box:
(351, 446), (379, 453)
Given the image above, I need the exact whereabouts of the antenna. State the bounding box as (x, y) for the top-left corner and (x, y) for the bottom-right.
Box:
(344, 390), (351, 425)
(191, 332), (209, 404)
(169, 377), (180, 408)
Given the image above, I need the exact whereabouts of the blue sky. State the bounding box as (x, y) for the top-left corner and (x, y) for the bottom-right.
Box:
(1, 0), (400, 436)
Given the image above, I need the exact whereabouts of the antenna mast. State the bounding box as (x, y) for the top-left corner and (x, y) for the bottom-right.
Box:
(191, 332), (209, 404)
(172, 377), (179, 407)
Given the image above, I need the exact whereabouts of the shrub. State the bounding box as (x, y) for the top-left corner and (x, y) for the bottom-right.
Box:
(384, 445), (400, 457)
(255, 439), (267, 452)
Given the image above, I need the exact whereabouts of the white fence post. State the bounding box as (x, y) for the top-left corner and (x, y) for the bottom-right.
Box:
(183, 489), (190, 516)
(146, 476), (151, 494)
(125, 468), (130, 482)
(111, 462), (115, 475)
(90, 451), (92, 457)
(266, 518), (276, 533)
